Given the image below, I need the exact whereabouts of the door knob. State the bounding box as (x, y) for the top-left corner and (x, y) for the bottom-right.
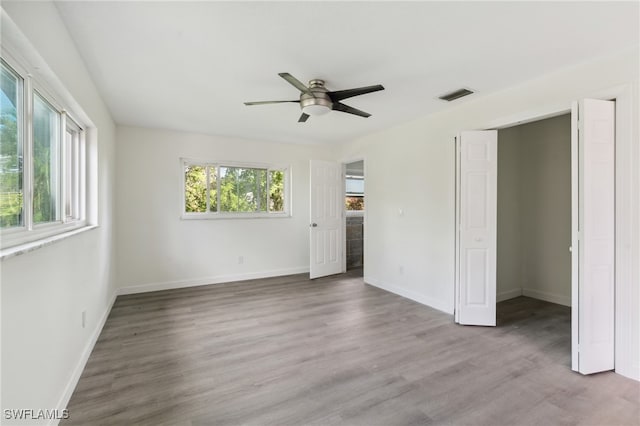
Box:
(311, 223), (318, 227)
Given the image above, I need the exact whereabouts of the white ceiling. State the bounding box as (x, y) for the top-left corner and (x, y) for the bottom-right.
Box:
(55, 1), (638, 145)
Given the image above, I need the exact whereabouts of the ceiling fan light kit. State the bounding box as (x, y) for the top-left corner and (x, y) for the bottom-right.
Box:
(244, 73), (384, 123)
(302, 104), (331, 116)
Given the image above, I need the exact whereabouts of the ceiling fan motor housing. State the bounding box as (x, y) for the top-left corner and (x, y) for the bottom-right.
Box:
(300, 80), (332, 114)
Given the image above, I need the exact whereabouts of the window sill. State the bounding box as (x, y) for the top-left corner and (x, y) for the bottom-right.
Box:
(0, 225), (98, 261)
(181, 212), (292, 220)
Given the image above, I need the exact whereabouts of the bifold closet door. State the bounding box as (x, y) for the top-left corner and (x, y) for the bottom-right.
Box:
(571, 99), (615, 375)
(455, 130), (497, 326)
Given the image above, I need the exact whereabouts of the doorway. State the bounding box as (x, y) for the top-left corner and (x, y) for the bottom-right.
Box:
(497, 114), (571, 307)
(345, 160), (364, 274)
(496, 114), (572, 361)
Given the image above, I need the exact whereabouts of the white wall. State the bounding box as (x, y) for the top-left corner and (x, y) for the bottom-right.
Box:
(115, 126), (332, 293)
(0, 1), (117, 421)
(497, 115), (572, 306)
(338, 48), (639, 380)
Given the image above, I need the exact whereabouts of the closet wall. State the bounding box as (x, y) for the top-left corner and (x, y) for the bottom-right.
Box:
(497, 114), (572, 306)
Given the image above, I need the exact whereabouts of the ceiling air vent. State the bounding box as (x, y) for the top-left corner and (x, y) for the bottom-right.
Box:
(438, 88), (474, 102)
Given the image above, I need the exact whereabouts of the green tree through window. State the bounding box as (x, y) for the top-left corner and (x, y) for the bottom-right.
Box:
(0, 61), (22, 228)
(219, 167), (267, 212)
(269, 170), (284, 212)
(32, 93), (60, 224)
(184, 163), (286, 215)
(184, 165), (206, 213)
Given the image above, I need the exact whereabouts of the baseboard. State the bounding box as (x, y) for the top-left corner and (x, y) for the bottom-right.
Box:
(51, 291), (117, 426)
(365, 276), (453, 315)
(118, 266), (310, 295)
(522, 287), (571, 307)
(497, 288), (523, 302)
(616, 362), (640, 382)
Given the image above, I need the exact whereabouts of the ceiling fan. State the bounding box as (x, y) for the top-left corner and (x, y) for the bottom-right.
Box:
(244, 73), (384, 123)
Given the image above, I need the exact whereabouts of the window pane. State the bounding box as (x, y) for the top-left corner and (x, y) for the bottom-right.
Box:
(64, 123), (82, 221)
(346, 177), (364, 195)
(33, 93), (60, 224)
(269, 170), (284, 212)
(185, 165), (206, 212)
(258, 169), (267, 212)
(0, 61), (23, 228)
(71, 127), (81, 219)
(64, 129), (73, 218)
(240, 168), (259, 212)
(219, 166), (234, 211)
(220, 167), (265, 213)
(208, 166), (217, 212)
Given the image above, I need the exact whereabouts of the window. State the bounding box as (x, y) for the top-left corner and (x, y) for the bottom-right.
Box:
(183, 160), (289, 218)
(345, 175), (364, 211)
(0, 56), (88, 250)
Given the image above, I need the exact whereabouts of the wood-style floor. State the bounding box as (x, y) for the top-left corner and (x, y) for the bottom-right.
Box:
(64, 271), (639, 425)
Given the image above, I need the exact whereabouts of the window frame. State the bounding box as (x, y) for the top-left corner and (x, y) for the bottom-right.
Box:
(181, 158), (292, 219)
(0, 52), (89, 251)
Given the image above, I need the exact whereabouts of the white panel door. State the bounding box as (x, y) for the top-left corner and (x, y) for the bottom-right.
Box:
(310, 160), (343, 279)
(572, 99), (615, 374)
(455, 131), (498, 326)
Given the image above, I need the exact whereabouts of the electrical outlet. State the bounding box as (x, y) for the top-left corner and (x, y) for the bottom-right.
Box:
(399, 265), (404, 275)
(238, 256), (244, 265)
(81, 310), (86, 328)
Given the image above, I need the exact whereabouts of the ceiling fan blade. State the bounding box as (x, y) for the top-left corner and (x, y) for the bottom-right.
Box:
(279, 73), (311, 95)
(332, 102), (371, 118)
(327, 84), (385, 102)
(298, 113), (310, 123)
(244, 100), (298, 106)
